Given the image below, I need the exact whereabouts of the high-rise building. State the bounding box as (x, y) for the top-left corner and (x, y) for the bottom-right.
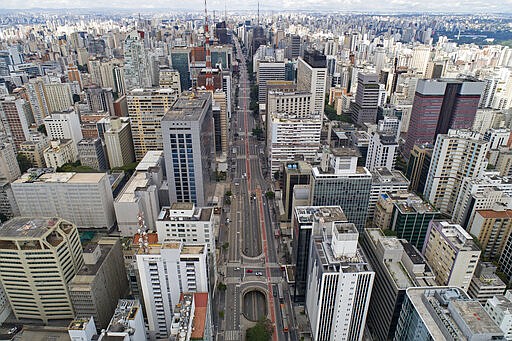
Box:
(257, 61), (286, 103)
(297, 50), (327, 115)
(44, 108), (83, 147)
(310, 147), (372, 231)
(368, 168), (409, 220)
(77, 138), (108, 171)
(405, 143), (433, 194)
(0, 217), (84, 323)
(404, 78), (485, 157)
(69, 238), (128, 330)
(351, 73), (381, 124)
(156, 202), (215, 254)
(170, 48), (191, 92)
(25, 78), (50, 125)
(281, 161), (312, 221)
(136, 242), (209, 338)
(306, 223), (375, 341)
(366, 131), (398, 171)
(484, 291), (512, 340)
(123, 30), (152, 91)
(12, 169), (115, 229)
(0, 142), (20, 182)
(422, 221), (481, 290)
(159, 68), (182, 94)
(101, 299), (146, 340)
(127, 88), (178, 160)
(104, 117), (135, 168)
(162, 92), (215, 207)
(0, 95), (31, 150)
(470, 209), (512, 260)
(44, 82), (73, 113)
(394, 287), (504, 340)
(115, 151), (166, 236)
(292, 206), (347, 303)
(424, 130), (489, 216)
(362, 228), (436, 341)
(169, 293), (213, 341)
(212, 91), (228, 155)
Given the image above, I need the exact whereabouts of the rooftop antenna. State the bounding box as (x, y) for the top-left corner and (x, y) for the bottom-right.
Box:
(204, 0), (214, 91)
(257, 0), (260, 26)
(136, 212), (149, 254)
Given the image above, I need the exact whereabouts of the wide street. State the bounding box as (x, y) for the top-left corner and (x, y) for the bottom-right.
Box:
(214, 35), (298, 341)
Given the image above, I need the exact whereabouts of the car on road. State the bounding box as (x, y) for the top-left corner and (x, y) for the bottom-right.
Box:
(256, 272), (263, 276)
(235, 267), (240, 271)
(246, 269), (253, 273)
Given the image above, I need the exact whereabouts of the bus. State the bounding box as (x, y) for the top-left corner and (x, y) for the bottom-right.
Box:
(281, 303), (289, 333)
(278, 283), (284, 303)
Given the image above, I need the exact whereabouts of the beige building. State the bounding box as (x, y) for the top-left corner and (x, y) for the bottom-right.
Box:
(104, 117), (135, 168)
(43, 139), (78, 168)
(159, 68), (181, 93)
(422, 221), (481, 291)
(470, 209), (512, 260)
(0, 217), (84, 323)
(69, 238), (128, 330)
(0, 142), (20, 182)
(19, 138), (50, 168)
(127, 88), (179, 160)
(44, 82), (73, 113)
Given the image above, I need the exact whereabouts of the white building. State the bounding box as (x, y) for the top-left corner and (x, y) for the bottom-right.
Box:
(156, 202), (215, 253)
(104, 117), (135, 168)
(136, 242), (209, 338)
(100, 299), (146, 341)
(43, 139), (79, 168)
(123, 30), (152, 91)
(306, 222), (375, 341)
(368, 168), (409, 219)
(44, 109), (83, 147)
(424, 129), (489, 216)
(297, 51), (328, 116)
(485, 292), (512, 341)
(115, 151), (166, 236)
(257, 61), (286, 103)
(11, 168), (115, 229)
(365, 132), (398, 171)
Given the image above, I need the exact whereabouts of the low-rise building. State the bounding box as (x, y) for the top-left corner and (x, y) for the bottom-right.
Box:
(43, 139), (78, 168)
(468, 262), (506, 304)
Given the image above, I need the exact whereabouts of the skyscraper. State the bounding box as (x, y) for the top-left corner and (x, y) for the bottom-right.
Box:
(123, 30), (152, 91)
(0, 217), (84, 323)
(404, 78), (485, 157)
(162, 92), (214, 207)
(351, 72), (382, 124)
(297, 50), (327, 116)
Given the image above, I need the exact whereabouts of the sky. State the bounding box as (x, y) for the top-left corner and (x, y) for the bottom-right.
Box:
(2, 0), (512, 13)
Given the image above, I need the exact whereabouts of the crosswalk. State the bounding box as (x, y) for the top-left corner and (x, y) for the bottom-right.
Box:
(224, 330), (240, 340)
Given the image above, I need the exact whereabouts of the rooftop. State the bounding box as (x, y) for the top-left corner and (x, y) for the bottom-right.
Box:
(163, 91), (211, 122)
(135, 151), (164, 171)
(433, 221), (480, 252)
(476, 209), (512, 219)
(0, 217), (61, 239)
(106, 300), (141, 334)
(295, 206), (347, 224)
(181, 244), (205, 255)
(14, 169), (105, 184)
(371, 167), (410, 185)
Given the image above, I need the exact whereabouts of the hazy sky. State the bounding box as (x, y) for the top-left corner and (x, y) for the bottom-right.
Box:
(2, 0), (512, 13)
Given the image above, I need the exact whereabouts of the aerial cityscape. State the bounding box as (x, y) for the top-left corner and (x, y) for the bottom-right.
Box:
(0, 2), (512, 341)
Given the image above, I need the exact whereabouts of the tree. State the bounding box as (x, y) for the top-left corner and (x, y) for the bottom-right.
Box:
(222, 242), (229, 251)
(246, 319), (273, 341)
(265, 191), (275, 199)
(218, 282), (227, 291)
(16, 153), (33, 173)
(225, 190), (232, 197)
(273, 170), (281, 181)
(252, 126), (264, 139)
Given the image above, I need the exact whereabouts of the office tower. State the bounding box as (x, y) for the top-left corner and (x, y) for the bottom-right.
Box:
(394, 287), (504, 340)
(453, 174), (512, 228)
(404, 78), (485, 157)
(77, 138), (108, 171)
(44, 82), (73, 113)
(26, 78), (50, 125)
(422, 221), (481, 290)
(115, 151), (166, 236)
(169, 293), (212, 341)
(104, 117), (135, 168)
(468, 262), (506, 304)
(424, 130), (489, 216)
(292, 206), (347, 303)
(69, 238), (128, 330)
(123, 30), (152, 91)
(297, 50), (327, 116)
(0, 217), (84, 323)
(12, 169), (115, 229)
(156, 203), (215, 254)
(162, 92), (214, 207)
(365, 132), (398, 171)
(281, 161), (312, 221)
(351, 73), (381, 124)
(44, 109), (83, 146)
(0, 142), (20, 182)
(85, 85), (115, 114)
(170, 48), (191, 92)
(405, 143), (433, 193)
(212, 91), (228, 155)
(67, 64), (83, 89)
(19, 138), (50, 168)
(101, 300), (146, 340)
(267, 90), (313, 119)
(362, 229), (436, 341)
(484, 291), (512, 340)
(306, 223), (374, 341)
(159, 68), (181, 93)
(43, 139), (79, 168)
(0, 95), (31, 150)
(136, 242), (209, 338)
(267, 111), (322, 173)
(128, 88), (178, 160)
(257, 61), (286, 103)
(470, 209), (512, 260)
(310, 148), (372, 231)
(350, 130), (371, 165)
(368, 168), (409, 220)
